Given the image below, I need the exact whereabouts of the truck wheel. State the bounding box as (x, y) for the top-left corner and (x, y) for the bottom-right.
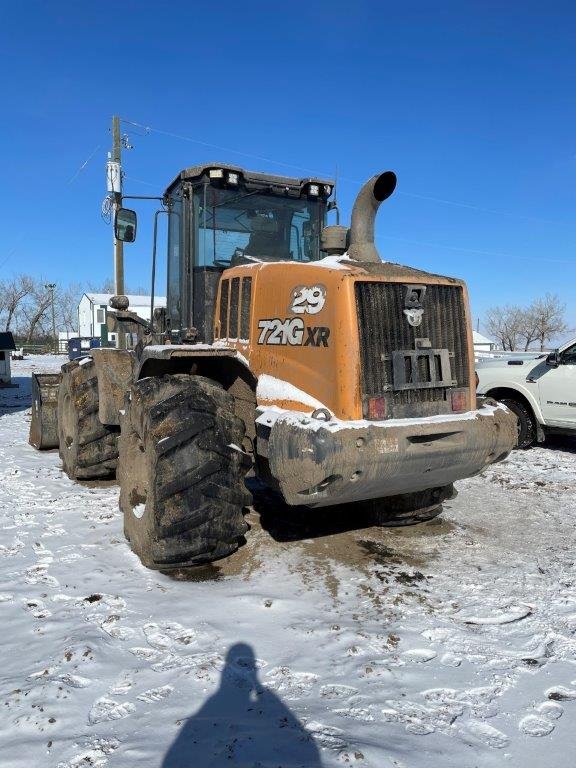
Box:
(370, 485), (454, 527)
(58, 359), (119, 480)
(499, 398), (536, 449)
(119, 375), (251, 570)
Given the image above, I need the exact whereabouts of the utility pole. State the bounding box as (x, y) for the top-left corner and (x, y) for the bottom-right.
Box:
(112, 116), (124, 298)
(108, 115), (126, 349)
(45, 283), (57, 354)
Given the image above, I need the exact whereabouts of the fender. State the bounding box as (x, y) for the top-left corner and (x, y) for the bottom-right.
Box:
(91, 348), (136, 426)
(136, 343), (252, 381)
(137, 344), (258, 445)
(478, 376), (545, 424)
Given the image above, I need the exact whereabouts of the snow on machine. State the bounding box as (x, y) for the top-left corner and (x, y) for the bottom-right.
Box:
(30, 163), (517, 570)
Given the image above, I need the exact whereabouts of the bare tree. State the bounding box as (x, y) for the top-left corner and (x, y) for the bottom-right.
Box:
(86, 278), (115, 294)
(56, 282), (83, 334)
(529, 293), (570, 351)
(484, 304), (525, 351)
(485, 294), (570, 351)
(3, 275), (34, 331)
(0, 279), (6, 328)
(517, 307), (540, 351)
(85, 279), (152, 296)
(22, 281), (53, 344)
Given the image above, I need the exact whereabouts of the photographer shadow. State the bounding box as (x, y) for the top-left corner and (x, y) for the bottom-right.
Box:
(162, 642), (322, 767)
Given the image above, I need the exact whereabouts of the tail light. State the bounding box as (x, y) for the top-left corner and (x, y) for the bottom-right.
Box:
(367, 396), (387, 420)
(451, 388), (468, 413)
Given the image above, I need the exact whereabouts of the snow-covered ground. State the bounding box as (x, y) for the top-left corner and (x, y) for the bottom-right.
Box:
(1, 355), (576, 767)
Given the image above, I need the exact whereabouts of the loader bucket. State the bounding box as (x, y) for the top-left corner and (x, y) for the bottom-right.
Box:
(29, 372), (62, 449)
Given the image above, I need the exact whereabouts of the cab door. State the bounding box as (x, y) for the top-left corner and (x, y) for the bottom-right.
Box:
(537, 342), (576, 426)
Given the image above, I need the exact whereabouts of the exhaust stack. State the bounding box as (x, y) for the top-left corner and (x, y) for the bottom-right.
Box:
(347, 171), (397, 263)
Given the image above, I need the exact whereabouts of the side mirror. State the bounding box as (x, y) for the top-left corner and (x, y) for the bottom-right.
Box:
(114, 208), (137, 243)
(546, 350), (560, 368)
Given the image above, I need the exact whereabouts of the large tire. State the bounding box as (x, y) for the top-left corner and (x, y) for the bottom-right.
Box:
(119, 374), (251, 570)
(58, 358), (119, 480)
(499, 397), (536, 449)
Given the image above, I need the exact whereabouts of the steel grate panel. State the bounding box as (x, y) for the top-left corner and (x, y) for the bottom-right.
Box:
(355, 281), (470, 408)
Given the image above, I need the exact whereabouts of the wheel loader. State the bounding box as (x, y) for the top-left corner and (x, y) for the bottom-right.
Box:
(29, 163), (517, 570)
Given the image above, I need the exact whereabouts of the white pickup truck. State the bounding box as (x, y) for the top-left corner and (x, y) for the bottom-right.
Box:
(476, 337), (576, 448)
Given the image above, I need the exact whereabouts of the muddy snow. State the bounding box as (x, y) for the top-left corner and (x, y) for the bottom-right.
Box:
(1, 356), (575, 767)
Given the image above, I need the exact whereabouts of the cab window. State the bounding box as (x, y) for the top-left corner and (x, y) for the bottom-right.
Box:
(193, 186), (325, 267)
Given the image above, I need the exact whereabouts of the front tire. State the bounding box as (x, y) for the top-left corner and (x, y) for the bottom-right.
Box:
(119, 375), (251, 570)
(499, 398), (536, 449)
(57, 359), (119, 480)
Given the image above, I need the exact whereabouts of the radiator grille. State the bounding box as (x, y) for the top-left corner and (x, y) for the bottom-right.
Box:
(240, 277), (252, 340)
(217, 276), (251, 340)
(355, 281), (470, 414)
(229, 277), (240, 338)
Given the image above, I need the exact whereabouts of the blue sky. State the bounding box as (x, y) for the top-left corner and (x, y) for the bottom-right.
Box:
(1, 1), (574, 335)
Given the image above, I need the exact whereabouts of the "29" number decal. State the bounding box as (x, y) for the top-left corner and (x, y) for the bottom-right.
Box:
(289, 284), (326, 315)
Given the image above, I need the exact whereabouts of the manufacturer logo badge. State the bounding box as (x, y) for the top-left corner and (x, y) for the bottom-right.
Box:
(403, 308), (424, 327)
(403, 285), (426, 327)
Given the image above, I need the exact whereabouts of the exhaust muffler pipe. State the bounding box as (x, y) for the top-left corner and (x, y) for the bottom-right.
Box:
(347, 171), (397, 263)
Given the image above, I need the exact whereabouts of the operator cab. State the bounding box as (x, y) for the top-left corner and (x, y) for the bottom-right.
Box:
(163, 163), (332, 343)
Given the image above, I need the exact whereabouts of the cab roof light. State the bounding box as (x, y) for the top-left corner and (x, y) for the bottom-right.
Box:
(209, 168), (224, 179)
(227, 171), (239, 185)
(308, 183), (320, 197)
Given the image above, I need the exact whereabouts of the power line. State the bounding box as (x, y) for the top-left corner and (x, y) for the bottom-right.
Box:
(115, 117), (574, 267)
(121, 118), (324, 176)
(0, 237), (25, 271)
(395, 190), (561, 226)
(378, 234), (574, 265)
(67, 144), (102, 185)
(122, 174), (159, 188)
(120, 116), (566, 227)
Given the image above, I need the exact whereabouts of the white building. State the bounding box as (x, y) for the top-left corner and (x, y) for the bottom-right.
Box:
(472, 331), (497, 360)
(473, 330), (496, 354)
(58, 331), (78, 353)
(78, 294), (167, 340)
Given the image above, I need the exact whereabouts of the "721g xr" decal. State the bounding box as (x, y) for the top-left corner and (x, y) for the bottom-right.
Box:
(258, 318), (330, 347)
